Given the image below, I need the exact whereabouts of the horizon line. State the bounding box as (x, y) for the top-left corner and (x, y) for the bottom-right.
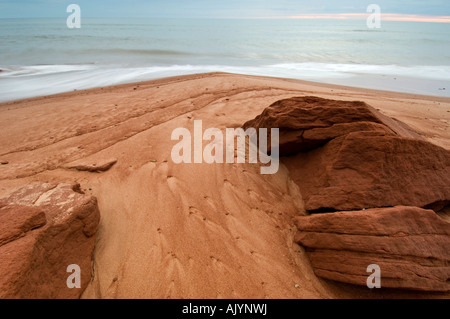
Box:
(0, 13), (449, 23)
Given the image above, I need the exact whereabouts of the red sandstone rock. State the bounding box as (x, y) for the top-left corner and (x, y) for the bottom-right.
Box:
(244, 96), (450, 291)
(284, 131), (450, 212)
(0, 205), (46, 247)
(0, 183), (100, 298)
(294, 206), (450, 292)
(244, 96), (450, 212)
(243, 96), (423, 154)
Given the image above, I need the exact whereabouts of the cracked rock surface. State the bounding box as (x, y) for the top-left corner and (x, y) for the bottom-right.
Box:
(0, 183), (100, 298)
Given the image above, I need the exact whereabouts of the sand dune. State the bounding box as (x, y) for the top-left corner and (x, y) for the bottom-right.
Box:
(0, 73), (449, 298)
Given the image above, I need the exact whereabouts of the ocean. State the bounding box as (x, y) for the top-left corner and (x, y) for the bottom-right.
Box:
(1, 17), (450, 101)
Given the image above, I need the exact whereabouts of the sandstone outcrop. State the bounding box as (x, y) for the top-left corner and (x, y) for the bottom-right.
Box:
(244, 96), (450, 292)
(294, 206), (450, 292)
(244, 96), (450, 212)
(283, 131), (450, 212)
(243, 96), (424, 155)
(0, 183), (100, 298)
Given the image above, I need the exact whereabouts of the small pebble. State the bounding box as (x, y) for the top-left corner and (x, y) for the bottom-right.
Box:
(295, 284), (300, 288)
(1, 161), (8, 165)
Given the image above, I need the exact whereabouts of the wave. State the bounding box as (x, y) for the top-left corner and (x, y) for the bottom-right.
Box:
(81, 48), (194, 57)
(0, 62), (449, 101)
(0, 64), (96, 77)
(266, 63), (450, 80)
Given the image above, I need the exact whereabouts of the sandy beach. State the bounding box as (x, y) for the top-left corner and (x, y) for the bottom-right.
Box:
(0, 72), (449, 299)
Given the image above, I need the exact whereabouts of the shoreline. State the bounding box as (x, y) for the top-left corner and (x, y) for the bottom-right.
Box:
(2, 72), (450, 107)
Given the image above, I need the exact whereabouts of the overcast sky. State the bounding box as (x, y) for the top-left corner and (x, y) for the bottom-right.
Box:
(1, 0), (449, 19)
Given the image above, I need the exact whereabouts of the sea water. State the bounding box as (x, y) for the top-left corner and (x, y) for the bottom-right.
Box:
(1, 17), (449, 101)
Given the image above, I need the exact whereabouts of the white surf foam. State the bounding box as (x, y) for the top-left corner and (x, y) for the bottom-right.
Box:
(1, 63), (449, 101)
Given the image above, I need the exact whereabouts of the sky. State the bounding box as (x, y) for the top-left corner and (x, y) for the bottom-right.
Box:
(0, 0), (449, 21)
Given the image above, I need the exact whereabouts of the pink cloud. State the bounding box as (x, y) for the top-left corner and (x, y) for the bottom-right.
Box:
(286, 13), (450, 23)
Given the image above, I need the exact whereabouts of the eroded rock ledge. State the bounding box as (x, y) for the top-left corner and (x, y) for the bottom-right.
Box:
(0, 183), (100, 298)
(294, 206), (450, 292)
(244, 96), (450, 292)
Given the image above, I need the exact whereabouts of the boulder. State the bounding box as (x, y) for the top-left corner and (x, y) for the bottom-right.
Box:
(283, 131), (450, 212)
(0, 183), (100, 298)
(244, 96), (450, 292)
(244, 96), (450, 212)
(243, 96), (423, 155)
(294, 206), (450, 292)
